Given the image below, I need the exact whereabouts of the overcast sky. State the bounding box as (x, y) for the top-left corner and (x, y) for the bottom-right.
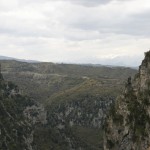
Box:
(0, 0), (150, 66)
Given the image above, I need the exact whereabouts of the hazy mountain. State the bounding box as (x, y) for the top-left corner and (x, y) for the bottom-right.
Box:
(95, 55), (143, 68)
(0, 55), (143, 67)
(0, 55), (39, 63)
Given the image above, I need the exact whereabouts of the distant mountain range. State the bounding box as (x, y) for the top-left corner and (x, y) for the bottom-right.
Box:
(0, 56), (39, 63)
(0, 55), (139, 69)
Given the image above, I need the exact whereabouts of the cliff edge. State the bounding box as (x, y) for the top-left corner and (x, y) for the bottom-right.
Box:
(104, 51), (150, 150)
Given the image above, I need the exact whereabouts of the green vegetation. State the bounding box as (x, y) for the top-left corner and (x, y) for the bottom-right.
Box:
(104, 51), (150, 150)
(71, 126), (104, 149)
(0, 78), (34, 149)
(33, 125), (103, 150)
(145, 50), (150, 57)
(142, 50), (150, 67)
(1, 60), (137, 78)
(126, 88), (150, 138)
(107, 139), (115, 149)
(0, 60), (137, 149)
(1, 60), (137, 104)
(109, 103), (123, 125)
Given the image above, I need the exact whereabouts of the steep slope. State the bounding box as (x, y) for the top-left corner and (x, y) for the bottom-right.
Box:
(0, 60), (137, 149)
(45, 79), (116, 150)
(0, 72), (47, 150)
(0, 64), (119, 150)
(104, 51), (150, 150)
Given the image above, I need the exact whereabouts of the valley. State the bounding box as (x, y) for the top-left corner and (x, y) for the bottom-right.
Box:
(0, 60), (137, 149)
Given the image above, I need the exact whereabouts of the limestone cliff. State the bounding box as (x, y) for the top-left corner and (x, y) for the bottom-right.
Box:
(0, 72), (47, 150)
(104, 51), (150, 150)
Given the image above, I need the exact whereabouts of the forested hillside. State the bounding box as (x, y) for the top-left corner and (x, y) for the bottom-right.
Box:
(0, 60), (137, 149)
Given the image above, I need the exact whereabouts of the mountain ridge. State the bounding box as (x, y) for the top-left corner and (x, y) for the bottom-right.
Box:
(0, 55), (39, 63)
(0, 71), (47, 150)
(0, 55), (140, 68)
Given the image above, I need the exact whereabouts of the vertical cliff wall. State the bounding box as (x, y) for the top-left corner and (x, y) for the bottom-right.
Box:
(104, 51), (150, 150)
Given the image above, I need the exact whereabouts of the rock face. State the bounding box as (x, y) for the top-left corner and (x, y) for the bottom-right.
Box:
(0, 66), (116, 150)
(45, 95), (114, 150)
(104, 51), (150, 150)
(48, 96), (113, 129)
(0, 72), (47, 150)
(0, 59), (137, 150)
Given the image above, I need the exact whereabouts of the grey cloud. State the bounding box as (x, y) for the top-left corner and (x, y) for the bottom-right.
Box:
(0, 0), (149, 41)
(120, 11), (150, 36)
(1, 0), (146, 41)
(1, 10), (150, 42)
(18, 0), (112, 7)
(64, 9), (150, 39)
(57, 0), (135, 7)
(68, 0), (112, 7)
(98, 11), (150, 37)
(0, 26), (52, 38)
(48, 0), (112, 6)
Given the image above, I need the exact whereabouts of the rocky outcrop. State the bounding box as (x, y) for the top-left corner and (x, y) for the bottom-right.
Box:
(104, 51), (150, 150)
(0, 70), (113, 150)
(0, 58), (136, 150)
(48, 96), (114, 129)
(44, 87), (115, 150)
(0, 66), (118, 150)
(0, 72), (47, 150)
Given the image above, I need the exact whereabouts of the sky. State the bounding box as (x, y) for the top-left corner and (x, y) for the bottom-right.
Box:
(0, 0), (150, 66)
